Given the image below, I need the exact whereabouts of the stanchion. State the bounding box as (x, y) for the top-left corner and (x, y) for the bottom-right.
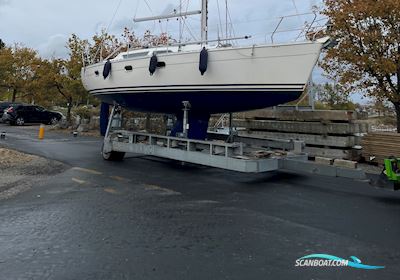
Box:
(38, 124), (45, 140)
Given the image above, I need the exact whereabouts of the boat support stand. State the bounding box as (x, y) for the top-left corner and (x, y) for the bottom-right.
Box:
(182, 101), (191, 138)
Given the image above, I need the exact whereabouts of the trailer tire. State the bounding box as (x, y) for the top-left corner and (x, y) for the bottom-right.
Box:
(103, 150), (125, 161)
(102, 145), (125, 161)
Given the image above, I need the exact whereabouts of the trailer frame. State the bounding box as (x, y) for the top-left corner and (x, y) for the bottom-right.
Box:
(102, 105), (366, 179)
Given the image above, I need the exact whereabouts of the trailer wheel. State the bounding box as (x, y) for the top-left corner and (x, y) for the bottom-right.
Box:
(102, 144), (125, 161)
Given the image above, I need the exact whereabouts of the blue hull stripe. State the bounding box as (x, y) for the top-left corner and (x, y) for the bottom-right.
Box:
(93, 88), (303, 95)
(88, 83), (305, 93)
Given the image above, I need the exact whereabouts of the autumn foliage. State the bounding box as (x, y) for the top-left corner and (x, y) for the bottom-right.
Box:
(322, 0), (400, 131)
(0, 30), (170, 124)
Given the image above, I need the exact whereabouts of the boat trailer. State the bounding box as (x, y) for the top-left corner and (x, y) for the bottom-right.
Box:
(102, 104), (366, 180)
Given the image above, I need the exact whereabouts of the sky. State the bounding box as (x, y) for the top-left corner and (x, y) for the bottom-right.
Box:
(1, 0), (359, 101)
(0, 0), (323, 57)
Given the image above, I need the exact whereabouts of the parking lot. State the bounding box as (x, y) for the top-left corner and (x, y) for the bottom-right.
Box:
(0, 123), (399, 279)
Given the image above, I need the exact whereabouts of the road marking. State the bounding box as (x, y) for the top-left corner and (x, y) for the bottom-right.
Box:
(41, 140), (101, 144)
(110, 176), (131, 182)
(104, 188), (119, 194)
(143, 184), (181, 195)
(72, 178), (86, 185)
(72, 167), (102, 175)
(195, 200), (220, 204)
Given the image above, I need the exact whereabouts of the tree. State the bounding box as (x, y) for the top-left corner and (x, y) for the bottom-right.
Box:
(33, 34), (89, 125)
(67, 31), (122, 66)
(372, 99), (390, 117)
(322, 0), (400, 131)
(63, 35), (96, 123)
(0, 45), (41, 102)
(317, 82), (356, 110)
(36, 31), (127, 118)
(0, 39), (4, 50)
(37, 58), (86, 125)
(90, 30), (121, 63)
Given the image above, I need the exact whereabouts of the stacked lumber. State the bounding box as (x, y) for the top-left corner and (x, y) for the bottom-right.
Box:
(362, 133), (400, 165)
(229, 109), (369, 160)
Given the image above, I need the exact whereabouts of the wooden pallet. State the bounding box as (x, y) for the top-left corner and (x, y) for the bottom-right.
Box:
(362, 133), (400, 165)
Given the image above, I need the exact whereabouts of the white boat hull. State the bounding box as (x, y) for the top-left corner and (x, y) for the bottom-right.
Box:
(82, 41), (323, 114)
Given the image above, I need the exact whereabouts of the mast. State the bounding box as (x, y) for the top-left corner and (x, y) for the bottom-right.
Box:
(201, 0), (208, 43)
(134, 0), (208, 43)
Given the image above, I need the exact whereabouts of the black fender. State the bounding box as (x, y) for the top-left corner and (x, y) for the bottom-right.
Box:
(149, 54), (158, 75)
(103, 60), (112, 79)
(199, 47), (208, 75)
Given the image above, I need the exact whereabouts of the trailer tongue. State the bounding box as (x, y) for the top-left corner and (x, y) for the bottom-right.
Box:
(368, 158), (400, 191)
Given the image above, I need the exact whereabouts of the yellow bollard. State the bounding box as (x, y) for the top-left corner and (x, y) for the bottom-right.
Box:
(38, 124), (45, 140)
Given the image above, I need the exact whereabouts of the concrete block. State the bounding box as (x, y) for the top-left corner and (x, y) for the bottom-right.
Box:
(315, 157), (333, 166)
(88, 116), (100, 130)
(305, 147), (350, 160)
(283, 160), (338, 177)
(293, 140), (304, 154)
(237, 109), (365, 122)
(77, 124), (89, 133)
(57, 119), (69, 129)
(233, 120), (368, 135)
(334, 159), (358, 169)
(239, 131), (358, 148)
(336, 168), (366, 180)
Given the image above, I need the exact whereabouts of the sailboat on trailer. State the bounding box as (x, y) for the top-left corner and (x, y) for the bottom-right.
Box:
(81, 0), (329, 139)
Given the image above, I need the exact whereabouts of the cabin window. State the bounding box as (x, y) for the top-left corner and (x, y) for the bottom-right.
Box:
(94, 70), (99, 76)
(154, 50), (173, 55)
(122, 52), (149, 59)
(125, 65), (133, 71)
(157, 62), (166, 68)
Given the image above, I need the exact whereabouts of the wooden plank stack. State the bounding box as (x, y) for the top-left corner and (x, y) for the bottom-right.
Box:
(362, 133), (400, 165)
(227, 109), (369, 160)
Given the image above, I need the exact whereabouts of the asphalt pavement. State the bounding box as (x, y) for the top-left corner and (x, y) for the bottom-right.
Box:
(0, 123), (399, 280)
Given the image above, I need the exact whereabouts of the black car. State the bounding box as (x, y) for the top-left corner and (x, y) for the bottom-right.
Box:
(3, 104), (63, 126)
(0, 102), (22, 113)
(0, 102), (21, 123)
(0, 102), (14, 112)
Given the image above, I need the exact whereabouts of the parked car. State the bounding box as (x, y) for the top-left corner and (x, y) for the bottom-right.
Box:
(0, 102), (23, 113)
(0, 102), (22, 123)
(2, 104), (63, 126)
(0, 102), (14, 112)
